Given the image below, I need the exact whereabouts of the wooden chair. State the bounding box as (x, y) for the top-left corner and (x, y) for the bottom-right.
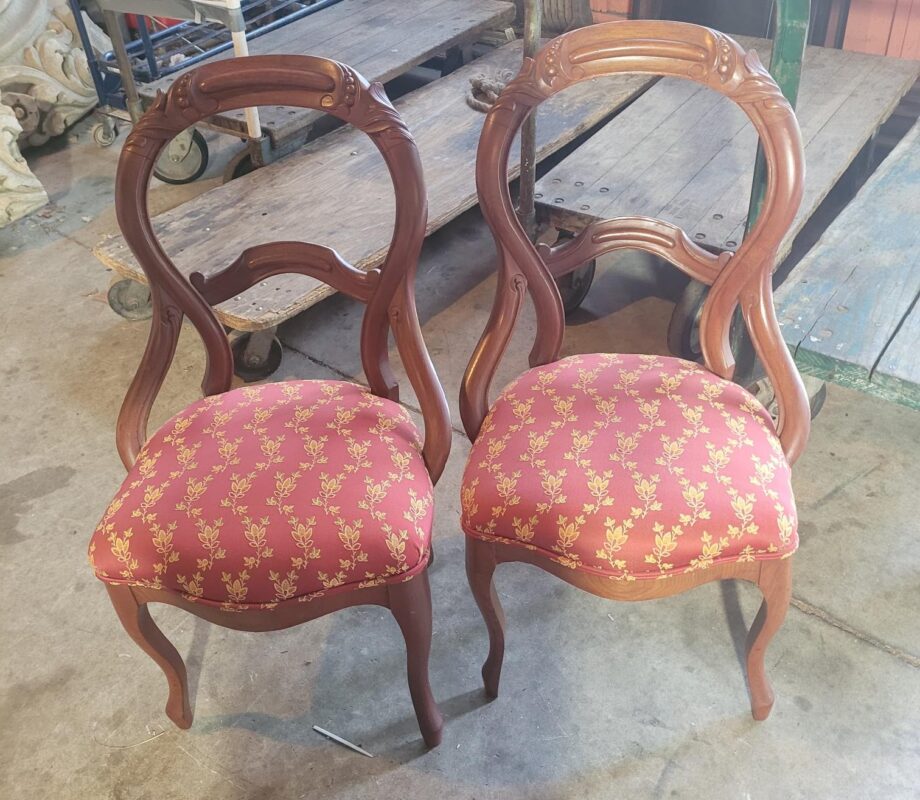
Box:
(460, 21), (811, 721)
(88, 55), (451, 748)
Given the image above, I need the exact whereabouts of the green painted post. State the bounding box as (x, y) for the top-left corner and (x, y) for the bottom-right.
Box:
(746, 0), (811, 231)
(732, 0), (810, 387)
(518, 0), (542, 240)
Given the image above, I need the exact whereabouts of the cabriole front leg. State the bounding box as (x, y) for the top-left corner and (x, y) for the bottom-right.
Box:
(105, 584), (193, 729)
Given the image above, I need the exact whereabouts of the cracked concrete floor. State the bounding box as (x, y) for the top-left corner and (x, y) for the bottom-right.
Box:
(1, 117), (918, 800)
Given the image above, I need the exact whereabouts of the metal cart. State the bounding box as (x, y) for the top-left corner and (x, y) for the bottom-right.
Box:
(70, 0), (342, 183)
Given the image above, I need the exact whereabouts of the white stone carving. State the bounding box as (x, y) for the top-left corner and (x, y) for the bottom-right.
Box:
(0, 100), (49, 226)
(1, 0), (110, 226)
(0, 0), (105, 146)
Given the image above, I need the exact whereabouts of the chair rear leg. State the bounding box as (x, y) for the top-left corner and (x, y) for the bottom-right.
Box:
(105, 584), (193, 729)
(388, 571), (443, 748)
(465, 538), (506, 698)
(745, 558), (793, 720)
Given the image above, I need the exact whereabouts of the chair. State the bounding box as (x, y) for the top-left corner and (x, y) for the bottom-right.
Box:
(460, 21), (810, 721)
(87, 55), (451, 748)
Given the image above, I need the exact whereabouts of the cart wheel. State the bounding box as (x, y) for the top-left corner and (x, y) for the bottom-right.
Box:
(805, 376), (827, 419)
(232, 332), (283, 382)
(154, 129), (209, 185)
(107, 279), (152, 320)
(92, 120), (118, 147)
(667, 279), (708, 361)
(224, 150), (257, 182)
(750, 376), (827, 421)
(556, 259), (597, 316)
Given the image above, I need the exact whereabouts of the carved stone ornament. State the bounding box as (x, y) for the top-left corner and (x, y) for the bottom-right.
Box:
(0, 0), (110, 226)
(0, 99), (48, 225)
(0, 0), (107, 146)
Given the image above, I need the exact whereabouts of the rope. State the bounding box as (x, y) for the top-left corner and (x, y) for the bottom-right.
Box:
(466, 69), (515, 112)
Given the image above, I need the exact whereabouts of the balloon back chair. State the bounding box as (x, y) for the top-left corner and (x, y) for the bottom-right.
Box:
(88, 55), (451, 748)
(461, 21), (810, 721)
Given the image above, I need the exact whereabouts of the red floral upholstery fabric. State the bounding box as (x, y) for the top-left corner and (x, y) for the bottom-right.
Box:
(90, 381), (433, 609)
(461, 354), (797, 579)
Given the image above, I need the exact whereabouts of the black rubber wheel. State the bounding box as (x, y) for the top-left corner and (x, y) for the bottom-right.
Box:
(154, 129), (209, 185)
(556, 259), (597, 316)
(107, 279), (152, 321)
(231, 333), (283, 382)
(667, 279), (709, 361)
(92, 120), (117, 147)
(224, 149), (258, 182)
(808, 380), (828, 419)
(750, 377), (828, 422)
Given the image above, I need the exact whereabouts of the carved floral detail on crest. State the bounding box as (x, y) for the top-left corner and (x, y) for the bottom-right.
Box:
(729, 50), (792, 113)
(357, 78), (414, 147)
(542, 38), (567, 88)
(709, 31), (738, 83)
(342, 65), (357, 107)
(489, 57), (548, 119)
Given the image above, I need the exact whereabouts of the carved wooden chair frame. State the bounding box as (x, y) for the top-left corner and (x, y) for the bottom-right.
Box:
(105, 55), (450, 747)
(461, 21), (811, 720)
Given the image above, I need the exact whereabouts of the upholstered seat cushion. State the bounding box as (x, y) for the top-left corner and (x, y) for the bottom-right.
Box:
(90, 381), (433, 609)
(461, 354), (797, 579)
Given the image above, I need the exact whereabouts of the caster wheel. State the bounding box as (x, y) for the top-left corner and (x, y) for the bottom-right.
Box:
(749, 376), (827, 422)
(154, 128), (209, 185)
(231, 332), (283, 382)
(556, 259), (596, 316)
(667, 279), (708, 361)
(224, 150), (258, 182)
(92, 120), (117, 147)
(108, 279), (152, 320)
(804, 375), (827, 419)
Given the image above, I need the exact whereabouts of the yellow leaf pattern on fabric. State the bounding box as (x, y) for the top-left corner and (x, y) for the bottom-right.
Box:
(461, 354), (798, 581)
(88, 381), (434, 610)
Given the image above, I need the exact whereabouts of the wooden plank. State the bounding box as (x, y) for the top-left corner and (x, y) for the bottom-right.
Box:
(716, 45), (920, 250)
(536, 38), (920, 258)
(889, 0), (914, 57)
(140, 0), (516, 143)
(775, 122), (920, 407)
(843, 0), (900, 56)
(94, 41), (655, 331)
(874, 301), (920, 408)
(903, 0), (920, 60)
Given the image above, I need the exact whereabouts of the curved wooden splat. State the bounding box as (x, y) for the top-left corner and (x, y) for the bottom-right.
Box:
(738, 271), (810, 463)
(115, 287), (184, 469)
(189, 241), (379, 306)
(537, 216), (729, 285)
(460, 261), (529, 440)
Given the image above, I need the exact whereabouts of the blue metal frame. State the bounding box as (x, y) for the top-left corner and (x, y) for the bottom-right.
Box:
(70, 0), (344, 110)
(70, 0), (124, 108)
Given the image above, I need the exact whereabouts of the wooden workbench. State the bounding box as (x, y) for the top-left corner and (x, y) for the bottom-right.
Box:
(95, 41), (656, 331)
(534, 37), (920, 261)
(776, 122), (920, 410)
(141, 0), (516, 148)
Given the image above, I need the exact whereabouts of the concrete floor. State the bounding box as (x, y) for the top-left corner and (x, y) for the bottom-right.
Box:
(1, 117), (918, 800)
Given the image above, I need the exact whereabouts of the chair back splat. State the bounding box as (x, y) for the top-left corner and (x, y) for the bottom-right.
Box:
(114, 56), (450, 480)
(463, 20), (810, 464)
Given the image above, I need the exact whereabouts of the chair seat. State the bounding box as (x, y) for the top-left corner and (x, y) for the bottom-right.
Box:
(461, 354), (798, 580)
(90, 380), (433, 609)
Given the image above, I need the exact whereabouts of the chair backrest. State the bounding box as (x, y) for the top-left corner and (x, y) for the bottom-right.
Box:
(462, 20), (810, 464)
(114, 55), (450, 480)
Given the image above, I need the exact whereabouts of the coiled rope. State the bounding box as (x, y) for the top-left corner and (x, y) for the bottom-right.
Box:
(466, 69), (515, 112)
